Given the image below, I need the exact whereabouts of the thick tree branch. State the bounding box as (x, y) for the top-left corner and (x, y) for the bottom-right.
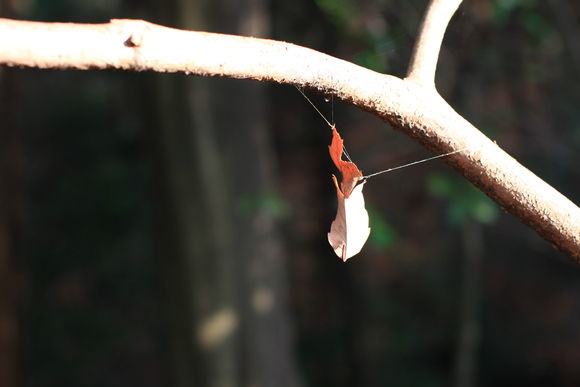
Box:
(0, 13), (579, 260)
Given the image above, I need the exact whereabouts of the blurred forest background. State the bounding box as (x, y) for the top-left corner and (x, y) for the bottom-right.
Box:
(1, 0), (580, 386)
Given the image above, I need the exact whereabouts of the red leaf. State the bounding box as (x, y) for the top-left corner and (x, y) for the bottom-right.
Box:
(327, 126), (371, 261)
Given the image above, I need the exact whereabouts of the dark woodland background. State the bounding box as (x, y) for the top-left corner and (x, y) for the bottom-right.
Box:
(1, 0), (580, 386)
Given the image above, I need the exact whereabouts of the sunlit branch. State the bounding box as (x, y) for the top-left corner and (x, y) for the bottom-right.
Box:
(0, 7), (579, 261)
(405, 0), (463, 88)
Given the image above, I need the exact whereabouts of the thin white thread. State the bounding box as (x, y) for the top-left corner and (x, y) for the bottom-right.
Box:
(363, 147), (472, 180)
(296, 87), (333, 128)
(296, 87), (353, 163)
(296, 87), (473, 177)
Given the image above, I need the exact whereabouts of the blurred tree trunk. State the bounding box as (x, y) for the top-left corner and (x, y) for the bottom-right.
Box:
(0, 55), (24, 387)
(0, 3), (24, 387)
(454, 220), (483, 387)
(149, 0), (301, 386)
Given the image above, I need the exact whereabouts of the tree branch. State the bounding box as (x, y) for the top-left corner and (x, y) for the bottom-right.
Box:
(406, 0), (462, 87)
(0, 11), (578, 260)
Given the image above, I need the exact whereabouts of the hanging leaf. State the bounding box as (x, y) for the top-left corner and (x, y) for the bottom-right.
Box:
(327, 126), (371, 261)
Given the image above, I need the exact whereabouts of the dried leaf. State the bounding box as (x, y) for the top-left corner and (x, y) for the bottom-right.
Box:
(327, 126), (371, 261)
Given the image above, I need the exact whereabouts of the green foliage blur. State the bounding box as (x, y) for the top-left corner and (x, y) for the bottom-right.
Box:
(427, 172), (499, 226)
